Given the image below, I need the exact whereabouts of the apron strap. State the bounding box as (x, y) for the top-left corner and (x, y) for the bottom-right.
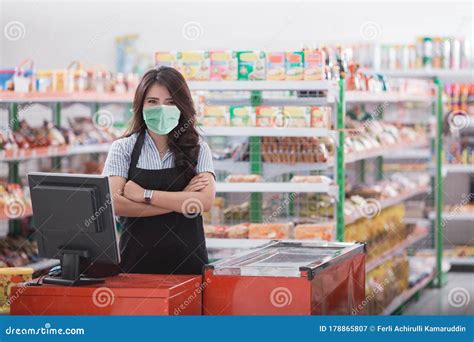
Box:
(127, 129), (146, 180)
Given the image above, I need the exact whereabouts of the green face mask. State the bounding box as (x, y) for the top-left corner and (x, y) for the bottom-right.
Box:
(142, 105), (181, 135)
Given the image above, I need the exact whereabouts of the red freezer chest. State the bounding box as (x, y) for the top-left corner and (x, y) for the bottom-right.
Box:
(203, 240), (366, 315)
(10, 273), (202, 315)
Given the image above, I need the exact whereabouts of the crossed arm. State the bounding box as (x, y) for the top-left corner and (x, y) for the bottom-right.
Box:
(110, 172), (215, 217)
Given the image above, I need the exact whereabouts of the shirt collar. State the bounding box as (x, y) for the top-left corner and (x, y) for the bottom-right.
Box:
(144, 130), (172, 162)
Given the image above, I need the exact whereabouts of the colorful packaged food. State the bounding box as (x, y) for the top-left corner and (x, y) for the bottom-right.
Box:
(204, 225), (227, 238)
(294, 224), (333, 241)
(304, 49), (325, 80)
(210, 51), (238, 80)
(282, 106), (310, 128)
(226, 224), (249, 239)
(310, 106), (332, 128)
(255, 106), (281, 127)
(229, 106), (254, 127)
(201, 106), (229, 127)
(176, 51), (210, 80)
(237, 51), (266, 80)
(291, 175), (332, 184)
(0, 267), (33, 314)
(225, 174), (262, 183)
(266, 52), (286, 80)
(286, 51), (304, 80)
(155, 51), (178, 69)
(248, 223), (292, 239)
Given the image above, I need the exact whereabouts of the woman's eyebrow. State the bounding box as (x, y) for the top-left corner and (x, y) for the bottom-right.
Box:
(145, 96), (160, 101)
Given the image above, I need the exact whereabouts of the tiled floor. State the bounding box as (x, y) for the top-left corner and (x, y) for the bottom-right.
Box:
(403, 272), (474, 315)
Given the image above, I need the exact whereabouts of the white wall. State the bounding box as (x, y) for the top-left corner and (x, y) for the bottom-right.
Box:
(0, 0), (473, 70)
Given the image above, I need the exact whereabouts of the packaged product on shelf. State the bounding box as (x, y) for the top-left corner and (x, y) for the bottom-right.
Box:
(176, 51), (210, 81)
(293, 223), (333, 241)
(290, 175), (332, 184)
(210, 51), (238, 81)
(248, 223), (292, 239)
(282, 106), (310, 128)
(204, 225), (228, 238)
(255, 106), (281, 127)
(229, 106), (255, 127)
(285, 51), (304, 80)
(201, 106), (229, 127)
(237, 51), (266, 80)
(223, 201), (249, 222)
(266, 52), (286, 80)
(225, 174), (262, 182)
(310, 106), (332, 128)
(203, 197), (224, 225)
(226, 223), (249, 239)
(304, 49), (325, 80)
(155, 51), (178, 69)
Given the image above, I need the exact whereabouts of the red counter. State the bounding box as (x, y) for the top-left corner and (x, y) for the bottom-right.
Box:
(10, 273), (202, 315)
(203, 241), (366, 315)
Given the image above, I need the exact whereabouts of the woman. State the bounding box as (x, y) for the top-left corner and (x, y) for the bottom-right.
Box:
(103, 66), (215, 275)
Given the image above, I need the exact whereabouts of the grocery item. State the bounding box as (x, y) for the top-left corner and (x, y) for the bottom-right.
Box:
(0, 267), (33, 314)
(237, 51), (266, 80)
(204, 225), (228, 238)
(225, 174), (262, 183)
(229, 106), (255, 127)
(200, 106), (229, 127)
(176, 51), (210, 81)
(282, 106), (310, 128)
(291, 175), (332, 184)
(248, 223), (292, 239)
(294, 223), (333, 241)
(304, 49), (325, 80)
(255, 106), (281, 127)
(155, 51), (177, 68)
(310, 106), (332, 128)
(266, 52), (286, 80)
(286, 51), (304, 80)
(261, 137), (331, 163)
(210, 51), (238, 81)
(226, 224), (249, 239)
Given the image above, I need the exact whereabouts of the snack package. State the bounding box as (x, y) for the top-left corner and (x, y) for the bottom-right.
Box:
(266, 52), (286, 80)
(294, 224), (333, 241)
(304, 49), (326, 80)
(291, 175), (333, 184)
(225, 174), (262, 183)
(201, 106), (229, 127)
(237, 51), (266, 80)
(204, 225), (227, 238)
(248, 223), (292, 239)
(310, 106), (332, 128)
(282, 106), (310, 128)
(255, 106), (281, 127)
(210, 51), (238, 80)
(226, 224), (249, 239)
(176, 51), (210, 80)
(229, 106), (255, 127)
(286, 51), (304, 80)
(155, 51), (178, 69)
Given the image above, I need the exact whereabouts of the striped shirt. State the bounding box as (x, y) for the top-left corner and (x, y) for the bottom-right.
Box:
(102, 130), (214, 179)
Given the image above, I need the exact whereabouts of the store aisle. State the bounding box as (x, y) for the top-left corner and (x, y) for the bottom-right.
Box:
(403, 272), (474, 315)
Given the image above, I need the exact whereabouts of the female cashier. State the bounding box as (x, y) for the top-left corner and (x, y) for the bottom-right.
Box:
(102, 66), (215, 275)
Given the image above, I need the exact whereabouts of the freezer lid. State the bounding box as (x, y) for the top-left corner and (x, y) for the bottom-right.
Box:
(207, 240), (365, 278)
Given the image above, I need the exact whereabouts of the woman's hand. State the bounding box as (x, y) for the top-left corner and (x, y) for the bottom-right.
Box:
(183, 173), (210, 192)
(123, 180), (145, 202)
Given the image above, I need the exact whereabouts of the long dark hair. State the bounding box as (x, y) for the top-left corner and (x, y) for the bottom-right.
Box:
(125, 66), (200, 182)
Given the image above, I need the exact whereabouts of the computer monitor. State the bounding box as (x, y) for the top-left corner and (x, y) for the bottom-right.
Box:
(28, 172), (120, 286)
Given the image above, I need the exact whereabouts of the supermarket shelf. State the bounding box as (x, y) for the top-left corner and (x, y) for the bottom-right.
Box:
(187, 80), (335, 91)
(381, 272), (435, 315)
(443, 164), (474, 173)
(216, 182), (338, 194)
(346, 91), (433, 103)
(1, 143), (112, 162)
(428, 211), (474, 221)
(384, 148), (430, 160)
(345, 143), (429, 164)
(199, 126), (334, 137)
(205, 97), (330, 106)
(366, 229), (429, 272)
(346, 186), (430, 224)
(0, 91), (133, 103)
(447, 257), (474, 267)
(206, 238), (270, 249)
(361, 68), (474, 81)
(25, 259), (60, 273)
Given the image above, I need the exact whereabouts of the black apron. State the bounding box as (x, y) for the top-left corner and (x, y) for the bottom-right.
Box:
(119, 130), (208, 275)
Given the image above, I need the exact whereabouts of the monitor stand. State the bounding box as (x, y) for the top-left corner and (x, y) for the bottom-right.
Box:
(42, 249), (105, 286)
